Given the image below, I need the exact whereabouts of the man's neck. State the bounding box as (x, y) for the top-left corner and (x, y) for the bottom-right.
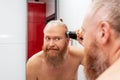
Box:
(109, 44), (120, 65)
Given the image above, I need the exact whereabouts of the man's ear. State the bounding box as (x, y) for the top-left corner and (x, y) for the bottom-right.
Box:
(97, 21), (110, 45)
(66, 37), (70, 44)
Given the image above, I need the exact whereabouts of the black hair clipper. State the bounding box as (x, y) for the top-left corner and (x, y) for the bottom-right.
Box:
(66, 31), (77, 40)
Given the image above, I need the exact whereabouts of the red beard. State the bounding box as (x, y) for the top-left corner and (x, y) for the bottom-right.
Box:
(42, 44), (67, 67)
(84, 43), (110, 80)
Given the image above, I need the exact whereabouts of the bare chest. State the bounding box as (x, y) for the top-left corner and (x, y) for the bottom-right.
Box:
(37, 64), (78, 80)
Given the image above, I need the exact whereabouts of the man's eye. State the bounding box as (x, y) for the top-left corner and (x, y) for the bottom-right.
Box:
(45, 37), (50, 40)
(55, 37), (61, 41)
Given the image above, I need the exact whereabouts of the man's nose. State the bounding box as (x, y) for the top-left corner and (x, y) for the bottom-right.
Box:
(49, 40), (55, 46)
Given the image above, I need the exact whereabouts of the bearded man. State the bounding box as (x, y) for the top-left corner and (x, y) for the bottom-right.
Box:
(26, 19), (84, 80)
(77, 0), (120, 80)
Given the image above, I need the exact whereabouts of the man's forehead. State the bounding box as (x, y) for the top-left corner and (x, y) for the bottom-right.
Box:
(44, 31), (66, 38)
(45, 25), (66, 31)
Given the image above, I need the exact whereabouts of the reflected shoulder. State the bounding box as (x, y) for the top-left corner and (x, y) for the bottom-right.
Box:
(27, 51), (44, 65)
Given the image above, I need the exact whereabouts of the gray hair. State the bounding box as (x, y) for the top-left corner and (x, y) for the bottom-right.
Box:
(91, 0), (120, 33)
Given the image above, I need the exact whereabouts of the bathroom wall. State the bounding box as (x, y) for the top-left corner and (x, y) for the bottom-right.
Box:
(0, 1), (26, 80)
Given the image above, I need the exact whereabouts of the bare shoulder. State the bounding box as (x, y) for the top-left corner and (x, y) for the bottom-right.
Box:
(26, 51), (44, 80)
(68, 45), (85, 64)
(27, 51), (44, 68)
(96, 58), (120, 80)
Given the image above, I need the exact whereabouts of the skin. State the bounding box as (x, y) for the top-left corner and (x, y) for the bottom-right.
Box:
(96, 58), (120, 80)
(77, 3), (120, 80)
(26, 21), (84, 80)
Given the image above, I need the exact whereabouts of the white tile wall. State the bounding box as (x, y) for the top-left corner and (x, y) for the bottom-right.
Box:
(0, 44), (26, 80)
(0, 1), (26, 80)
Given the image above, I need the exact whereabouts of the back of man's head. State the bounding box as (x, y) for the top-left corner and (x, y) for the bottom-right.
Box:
(91, 0), (120, 35)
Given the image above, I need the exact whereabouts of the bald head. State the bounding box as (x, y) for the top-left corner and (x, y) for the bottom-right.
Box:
(43, 19), (69, 44)
(44, 20), (68, 34)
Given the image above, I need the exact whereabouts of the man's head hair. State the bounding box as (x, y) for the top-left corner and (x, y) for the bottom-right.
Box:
(43, 19), (68, 33)
(91, 0), (120, 34)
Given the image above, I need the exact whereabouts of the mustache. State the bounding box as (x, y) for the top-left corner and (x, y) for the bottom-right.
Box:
(46, 47), (59, 51)
(42, 45), (59, 52)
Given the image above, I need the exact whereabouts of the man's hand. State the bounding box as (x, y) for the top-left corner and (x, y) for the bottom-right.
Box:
(76, 29), (83, 44)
